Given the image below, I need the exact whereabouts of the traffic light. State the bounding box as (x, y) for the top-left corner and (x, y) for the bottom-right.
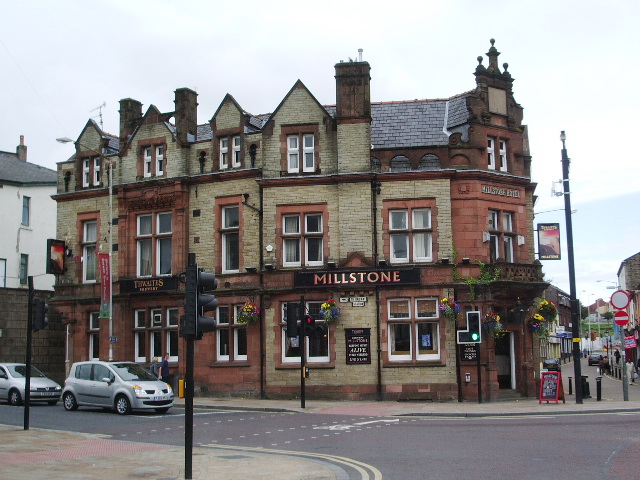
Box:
(32, 299), (49, 331)
(457, 311), (481, 344)
(303, 315), (316, 336)
(181, 259), (218, 340)
(286, 303), (299, 337)
(195, 269), (218, 340)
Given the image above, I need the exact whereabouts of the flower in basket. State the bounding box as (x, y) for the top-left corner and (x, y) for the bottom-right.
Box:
(482, 313), (505, 338)
(537, 300), (557, 320)
(237, 301), (260, 324)
(528, 313), (549, 337)
(320, 299), (341, 323)
(439, 298), (461, 319)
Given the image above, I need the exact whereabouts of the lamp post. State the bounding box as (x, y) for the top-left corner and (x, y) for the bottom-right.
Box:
(561, 131), (583, 404)
(57, 137), (115, 361)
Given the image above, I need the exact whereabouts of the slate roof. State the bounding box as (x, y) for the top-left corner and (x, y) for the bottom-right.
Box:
(178, 94), (470, 149)
(0, 151), (56, 186)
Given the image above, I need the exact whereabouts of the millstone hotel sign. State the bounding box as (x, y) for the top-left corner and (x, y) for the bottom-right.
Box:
(294, 268), (420, 288)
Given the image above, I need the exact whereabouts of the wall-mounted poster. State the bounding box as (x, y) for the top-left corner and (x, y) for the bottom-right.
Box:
(537, 223), (561, 260)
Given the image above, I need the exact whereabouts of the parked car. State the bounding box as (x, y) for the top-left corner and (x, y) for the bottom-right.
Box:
(62, 361), (174, 415)
(588, 353), (603, 366)
(0, 363), (62, 406)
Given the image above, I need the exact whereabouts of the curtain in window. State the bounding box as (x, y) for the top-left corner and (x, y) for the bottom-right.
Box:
(284, 238), (300, 263)
(84, 245), (96, 281)
(414, 233), (431, 259)
(139, 239), (152, 276)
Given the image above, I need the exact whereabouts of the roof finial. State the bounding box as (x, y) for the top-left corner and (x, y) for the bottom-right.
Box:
(486, 38), (501, 73)
(475, 55), (486, 72)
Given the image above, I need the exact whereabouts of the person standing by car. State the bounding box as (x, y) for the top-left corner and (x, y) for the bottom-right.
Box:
(159, 353), (171, 386)
(150, 357), (159, 377)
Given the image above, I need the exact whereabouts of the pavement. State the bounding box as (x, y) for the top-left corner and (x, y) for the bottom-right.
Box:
(1, 357), (639, 480)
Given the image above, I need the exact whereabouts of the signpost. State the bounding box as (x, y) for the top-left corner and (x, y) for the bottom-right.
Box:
(610, 290), (630, 310)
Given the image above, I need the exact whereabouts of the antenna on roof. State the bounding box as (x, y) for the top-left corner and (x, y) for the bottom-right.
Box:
(90, 102), (106, 130)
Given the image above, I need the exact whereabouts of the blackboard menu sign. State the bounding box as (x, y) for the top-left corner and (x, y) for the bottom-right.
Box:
(345, 328), (371, 364)
(460, 344), (479, 362)
(539, 371), (565, 404)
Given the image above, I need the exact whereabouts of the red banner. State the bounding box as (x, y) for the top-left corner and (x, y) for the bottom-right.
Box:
(98, 253), (111, 319)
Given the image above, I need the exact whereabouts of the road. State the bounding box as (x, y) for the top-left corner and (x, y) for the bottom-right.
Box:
(1, 402), (639, 479)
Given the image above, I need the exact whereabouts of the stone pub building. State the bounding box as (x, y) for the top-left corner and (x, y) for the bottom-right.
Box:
(52, 40), (547, 402)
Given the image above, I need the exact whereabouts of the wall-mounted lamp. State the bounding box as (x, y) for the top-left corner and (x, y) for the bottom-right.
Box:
(439, 258), (450, 264)
(245, 267), (257, 273)
(264, 264), (274, 270)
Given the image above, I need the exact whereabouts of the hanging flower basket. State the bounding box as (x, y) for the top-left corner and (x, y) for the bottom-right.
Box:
(237, 301), (260, 324)
(320, 299), (341, 324)
(537, 300), (557, 322)
(482, 313), (505, 338)
(528, 313), (550, 337)
(439, 298), (460, 320)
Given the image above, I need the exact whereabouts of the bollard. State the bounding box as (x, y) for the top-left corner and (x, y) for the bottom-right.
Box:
(179, 378), (185, 398)
(582, 375), (591, 399)
(568, 376), (573, 395)
(595, 376), (602, 401)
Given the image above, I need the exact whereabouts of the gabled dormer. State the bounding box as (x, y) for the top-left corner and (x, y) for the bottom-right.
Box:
(210, 94), (250, 171)
(74, 119), (118, 191)
(262, 80), (336, 178)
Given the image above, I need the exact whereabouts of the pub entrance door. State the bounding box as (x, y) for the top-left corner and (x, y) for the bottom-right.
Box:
(495, 332), (515, 389)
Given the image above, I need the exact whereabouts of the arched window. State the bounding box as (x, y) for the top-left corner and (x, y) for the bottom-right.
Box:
(390, 155), (411, 172)
(418, 154), (441, 170)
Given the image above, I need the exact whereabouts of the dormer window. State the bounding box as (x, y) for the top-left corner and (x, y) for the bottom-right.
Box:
(220, 138), (229, 169)
(232, 136), (241, 167)
(487, 138), (508, 172)
(219, 136), (242, 170)
(141, 144), (166, 178)
(287, 134), (315, 173)
(93, 158), (101, 185)
(81, 157), (101, 188)
(487, 138), (496, 170)
(83, 159), (90, 187)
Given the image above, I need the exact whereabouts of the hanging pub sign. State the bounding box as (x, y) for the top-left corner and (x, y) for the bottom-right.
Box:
(46, 239), (66, 275)
(295, 268), (420, 288)
(537, 223), (561, 260)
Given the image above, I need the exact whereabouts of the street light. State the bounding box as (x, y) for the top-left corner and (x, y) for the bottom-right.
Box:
(560, 131), (583, 404)
(56, 137), (115, 361)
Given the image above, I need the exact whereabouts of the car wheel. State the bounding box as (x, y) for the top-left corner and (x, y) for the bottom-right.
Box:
(8, 389), (22, 406)
(154, 407), (170, 414)
(47, 400), (59, 406)
(63, 392), (78, 411)
(115, 395), (131, 415)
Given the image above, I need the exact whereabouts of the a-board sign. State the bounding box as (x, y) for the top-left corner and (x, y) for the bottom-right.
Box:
(539, 371), (565, 404)
(345, 328), (371, 364)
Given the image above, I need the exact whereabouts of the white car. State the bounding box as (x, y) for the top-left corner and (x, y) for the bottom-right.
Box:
(0, 363), (62, 406)
(62, 361), (174, 415)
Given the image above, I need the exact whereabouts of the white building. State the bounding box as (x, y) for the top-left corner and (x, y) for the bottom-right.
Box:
(0, 136), (57, 291)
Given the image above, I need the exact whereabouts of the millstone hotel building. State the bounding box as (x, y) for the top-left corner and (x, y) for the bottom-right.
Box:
(52, 40), (548, 402)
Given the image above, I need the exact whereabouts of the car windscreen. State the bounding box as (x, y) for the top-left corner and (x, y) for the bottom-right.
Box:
(111, 363), (157, 381)
(8, 365), (47, 378)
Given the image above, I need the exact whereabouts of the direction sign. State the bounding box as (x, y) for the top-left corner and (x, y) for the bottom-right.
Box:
(610, 290), (630, 310)
(614, 310), (629, 326)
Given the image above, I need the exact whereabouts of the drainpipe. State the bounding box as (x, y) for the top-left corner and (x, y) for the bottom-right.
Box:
(371, 176), (383, 401)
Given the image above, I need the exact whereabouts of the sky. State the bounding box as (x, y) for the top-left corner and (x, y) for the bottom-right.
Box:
(2, 0), (639, 306)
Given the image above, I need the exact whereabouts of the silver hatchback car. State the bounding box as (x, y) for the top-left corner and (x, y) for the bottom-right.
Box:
(0, 363), (62, 406)
(63, 361), (174, 415)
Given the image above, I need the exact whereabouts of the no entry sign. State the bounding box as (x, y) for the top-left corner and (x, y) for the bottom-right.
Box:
(614, 310), (629, 326)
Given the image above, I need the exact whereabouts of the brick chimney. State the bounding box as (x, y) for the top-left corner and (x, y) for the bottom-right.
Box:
(334, 60), (371, 124)
(16, 135), (27, 161)
(174, 88), (198, 145)
(119, 98), (143, 143)
(334, 58), (372, 173)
